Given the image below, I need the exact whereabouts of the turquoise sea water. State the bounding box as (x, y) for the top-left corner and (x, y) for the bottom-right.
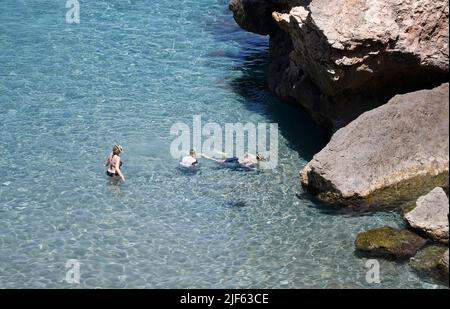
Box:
(0, 0), (446, 288)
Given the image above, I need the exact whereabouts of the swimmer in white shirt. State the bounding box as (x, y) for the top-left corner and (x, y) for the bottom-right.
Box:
(179, 149), (199, 168)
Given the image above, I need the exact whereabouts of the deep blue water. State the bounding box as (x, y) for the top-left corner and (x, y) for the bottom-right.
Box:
(0, 0), (445, 288)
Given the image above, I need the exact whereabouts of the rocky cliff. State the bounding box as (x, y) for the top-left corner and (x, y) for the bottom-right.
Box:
(229, 0), (449, 129)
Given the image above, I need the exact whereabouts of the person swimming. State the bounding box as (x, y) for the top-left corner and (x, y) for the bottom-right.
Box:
(202, 153), (265, 168)
(106, 143), (125, 182)
(179, 149), (198, 168)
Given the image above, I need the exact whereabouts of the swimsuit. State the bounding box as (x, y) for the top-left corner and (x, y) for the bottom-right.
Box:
(107, 158), (123, 177)
(224, 157), (239, 164)
(180, 156), (198, 167)
(106, 170), (120, 177)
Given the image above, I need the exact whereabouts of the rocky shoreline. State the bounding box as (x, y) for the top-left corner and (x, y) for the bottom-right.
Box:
(229, 0), (449, 284)
(355, 188), (449, 279)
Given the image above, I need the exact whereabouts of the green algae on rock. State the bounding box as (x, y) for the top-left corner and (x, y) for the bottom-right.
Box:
(309, 172), (448, 210)
(438, 250), (449, 277)
(410, 245), (448, 274)
(410, 246), (449, 284)
(355, 227), (427, 259)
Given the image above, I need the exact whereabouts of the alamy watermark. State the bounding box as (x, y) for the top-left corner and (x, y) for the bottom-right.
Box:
(65, 259), (80, 284)
(365, 259), (381, 284)
(170, 115), (279, 169)
(65, 0), (80, 24)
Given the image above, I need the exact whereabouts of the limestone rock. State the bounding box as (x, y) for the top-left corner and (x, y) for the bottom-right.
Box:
(405, 187), (449, 243)
(300, 83), (449, 204)
(229, 0), (307, 35)
(272, 0), (449, 97)
(230, 0), (449, 129)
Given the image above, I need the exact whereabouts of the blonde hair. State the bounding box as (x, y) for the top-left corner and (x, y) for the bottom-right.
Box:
(113, 144), (123, 155)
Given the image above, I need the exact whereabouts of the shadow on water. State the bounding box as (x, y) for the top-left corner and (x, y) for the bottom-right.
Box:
(204, 2), (329, 161)
(177, 165), (201, 176)
(229, 51), (329, 160)
(296, 192), (403, 218)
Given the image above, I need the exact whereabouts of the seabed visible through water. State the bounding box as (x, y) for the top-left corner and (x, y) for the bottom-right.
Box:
(0, 0), (447, 289)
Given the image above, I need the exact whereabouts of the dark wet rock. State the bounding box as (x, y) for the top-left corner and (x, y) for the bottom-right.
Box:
(410, 245), (448, 275)
(355, 226), (427, 259)
(229, 0), (308, 35)
(226, 200), (247, 208)
(438, 249), (449, 276)
(300, 83), (449, 205)
(405, 187), (449, 243)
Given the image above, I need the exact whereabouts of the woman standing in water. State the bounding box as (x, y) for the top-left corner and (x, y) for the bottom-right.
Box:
(106, 144), (125, 182)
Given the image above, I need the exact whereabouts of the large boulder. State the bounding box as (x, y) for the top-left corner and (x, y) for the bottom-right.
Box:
(355, 226), (427, 259)
(230, 0), (449, 130)
(300, 83), (449, 205)
(405, 187), (449, 243)
(272, 0), (449, 97)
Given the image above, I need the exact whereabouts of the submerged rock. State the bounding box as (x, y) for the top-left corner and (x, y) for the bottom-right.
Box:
(410, 245), (448, 275)
(438, 249), (449, 276)
(300, 83), (449, 205)
(355, 226), (427, 259)
(405, 187), (449, 243)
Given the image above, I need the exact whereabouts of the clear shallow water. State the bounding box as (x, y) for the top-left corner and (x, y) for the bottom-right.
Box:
(0, 0), (445, 288)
